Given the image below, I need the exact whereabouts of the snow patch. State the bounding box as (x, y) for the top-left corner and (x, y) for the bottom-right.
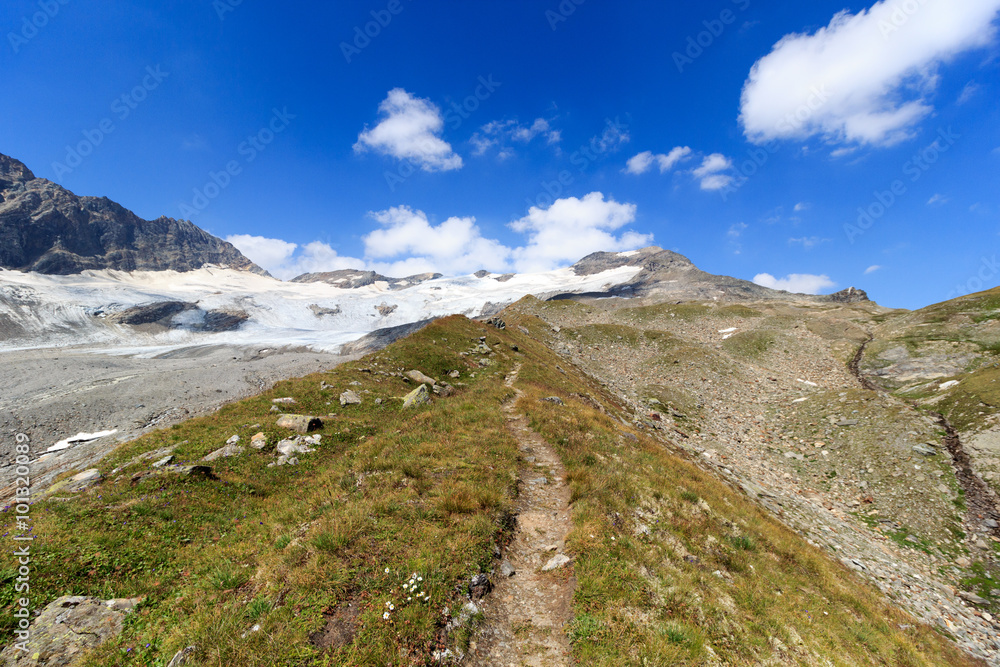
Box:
(47, 430), (118, 453)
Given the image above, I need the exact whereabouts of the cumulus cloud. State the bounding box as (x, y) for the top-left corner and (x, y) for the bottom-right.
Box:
(226, 234), (365, 280)
(864, 264), (882, 274)
(624, 151), (655, 175)
(753, 272), (836, 294)
(927, 193), (949, 206)
(363, 206), (512, 275)
(740, 0), (1000, 146)
(354, 88), (462, 171)
(692, 153), (734, 190)
(471, 118), (561, 157)
(794, 202), (810, 212)
(624, 146), (692, 175)
(509, 192), (650, 272)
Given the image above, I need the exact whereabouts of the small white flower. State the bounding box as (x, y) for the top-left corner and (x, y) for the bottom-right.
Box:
(418, 577), (423, 581)
(385, 601), (391, 607)
(384, 568), (390, 574)
(407, 596), (412, 601)
(383, 612), (390, 620)
(389, 604), (394, 611)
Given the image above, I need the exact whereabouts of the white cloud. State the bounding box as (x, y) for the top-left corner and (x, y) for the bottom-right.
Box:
(234, 193), (651, 279)
(927, 193), (949, 206)
(593, 120), (630, 152)
(957, 81), (980, 104)
(624, 151), (655, 175)
(363, 206), (511, 275)
(864, 264), (882, 274)
(657, 146), (692, 171)
(226, 235), (365, 280)
(624, 146), (692, 175)
(794, 202), (810, 212)
(727, 222), (748, 254)
(788, 236), (828, 249)
(515, 118), (561, 144)
(471, 118), (561, 157)
(354, 88), (462, 172)
(692, 153), (734, 190)
(753, 272), (836, 294)
(740, 0), (1000, 146)
(830, 147), (858, 158)
(509, 192), (650, 273)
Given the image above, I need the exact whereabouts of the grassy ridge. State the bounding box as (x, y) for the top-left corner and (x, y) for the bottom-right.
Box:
(0, 309), (982, 665)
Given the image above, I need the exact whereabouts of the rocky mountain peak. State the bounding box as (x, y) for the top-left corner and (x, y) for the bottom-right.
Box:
(823, 286), (870, 303)
(0, 152), (267, 276)
(0, 154), (35, 188)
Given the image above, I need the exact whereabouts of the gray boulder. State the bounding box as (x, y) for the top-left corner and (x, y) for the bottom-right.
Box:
(339, 390), (362, 406)
(402, 384), (431, 409)
(202, 443), (245, 462)
(276, 414), (323, 433)
(0, 595), (141, 666)
(406, 370), (437, 385)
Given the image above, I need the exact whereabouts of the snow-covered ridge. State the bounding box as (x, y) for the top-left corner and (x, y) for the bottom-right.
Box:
(0, 264), (643, 356)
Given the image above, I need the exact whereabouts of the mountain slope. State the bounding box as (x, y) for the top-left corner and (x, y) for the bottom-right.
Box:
(0, 313), (980, 665)
(506, 293), (1000, 662)
(0, 153), (266, 275)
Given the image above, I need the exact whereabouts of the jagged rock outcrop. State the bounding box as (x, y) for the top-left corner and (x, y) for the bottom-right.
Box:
(0, 153), (267, 275)
(821, 286), (870, 303)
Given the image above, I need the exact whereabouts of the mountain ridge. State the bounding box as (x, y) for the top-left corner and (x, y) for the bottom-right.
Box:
(0, 153), (267, 276)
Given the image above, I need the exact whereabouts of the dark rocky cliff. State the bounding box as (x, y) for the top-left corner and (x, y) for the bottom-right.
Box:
(0, 153), (267, 275)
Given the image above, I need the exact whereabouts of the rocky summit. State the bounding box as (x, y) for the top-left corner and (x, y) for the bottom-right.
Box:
(0, 153), (266, 275)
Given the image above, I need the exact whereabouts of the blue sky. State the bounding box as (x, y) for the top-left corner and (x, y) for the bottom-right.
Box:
(2, 0), (999, 308)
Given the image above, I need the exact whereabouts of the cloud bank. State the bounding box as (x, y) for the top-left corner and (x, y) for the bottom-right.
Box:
(229, 192), (652, 279)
